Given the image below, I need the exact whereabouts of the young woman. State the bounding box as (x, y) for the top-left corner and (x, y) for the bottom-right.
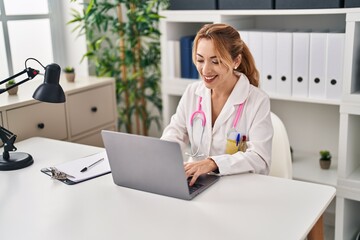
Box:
(161, 23), (273, 186)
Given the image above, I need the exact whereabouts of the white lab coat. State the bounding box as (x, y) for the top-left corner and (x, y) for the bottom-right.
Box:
(161, 73), (273, 175)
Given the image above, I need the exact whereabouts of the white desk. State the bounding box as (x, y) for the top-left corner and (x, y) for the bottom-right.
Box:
(0, 137), (335, 240)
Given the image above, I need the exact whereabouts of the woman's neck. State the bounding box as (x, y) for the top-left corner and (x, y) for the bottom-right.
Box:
(210, 74), (239, 126)
(211, 74), (238, 99)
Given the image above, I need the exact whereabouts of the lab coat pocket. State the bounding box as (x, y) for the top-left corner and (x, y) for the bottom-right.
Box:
(225, 139), (239, 154)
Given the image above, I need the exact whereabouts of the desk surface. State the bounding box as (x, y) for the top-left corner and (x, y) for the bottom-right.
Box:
(0, 137), (335, 240)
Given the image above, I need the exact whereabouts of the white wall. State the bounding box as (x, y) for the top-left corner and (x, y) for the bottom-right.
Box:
(59, 0), (89, 77)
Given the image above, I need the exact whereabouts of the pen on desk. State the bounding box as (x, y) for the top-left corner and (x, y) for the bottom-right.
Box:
(80, 158), (104, 173)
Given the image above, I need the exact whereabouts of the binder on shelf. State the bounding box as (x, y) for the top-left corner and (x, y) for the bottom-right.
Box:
(169, 0), (217, 10)
(190, 36), (199, 79)
(261, 31), (277, 95)
(167, 40), (181, 78)
(292, 32), (310, 98)
(309, 32), (327, 99)
(219, 0), (274, 9)
(167, 40), (175, 78)
(276, 31), (292, 96)
(238, 30), (249, 45)
(345, 0), (360, 7)
(174, 40), (181, 78)
(180, 35), (197, 79)
(326, 32), (345, 100)
(275, 0), (343, 9)
(247, 31), (263, 73)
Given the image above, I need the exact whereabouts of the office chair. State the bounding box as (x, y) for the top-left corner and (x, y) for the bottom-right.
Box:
(268, 112), (292, 179)
(268, 113), (326, 239)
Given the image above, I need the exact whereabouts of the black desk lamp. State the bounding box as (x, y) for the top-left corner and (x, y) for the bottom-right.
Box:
(0, 58), (66, 171)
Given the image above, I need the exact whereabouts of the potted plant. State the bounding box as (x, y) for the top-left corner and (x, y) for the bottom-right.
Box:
(64, 66), (75, 82)
(69, 0), (168, 136)
(6, 79), (18, 95)
(319, 150), (331, 169)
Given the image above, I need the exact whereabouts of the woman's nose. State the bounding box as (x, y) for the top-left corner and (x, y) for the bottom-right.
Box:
(202, 61), (212, 74)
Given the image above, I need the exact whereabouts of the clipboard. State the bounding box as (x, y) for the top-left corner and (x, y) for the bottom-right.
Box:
(41, 151), (111, 185)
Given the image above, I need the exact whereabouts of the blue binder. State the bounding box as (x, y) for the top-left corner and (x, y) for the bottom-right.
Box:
(180, 35), (198, 79)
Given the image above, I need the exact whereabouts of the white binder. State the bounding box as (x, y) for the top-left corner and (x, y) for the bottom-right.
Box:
(239, 30), (249, 45)
(326, 32), (345, 100)
(167, 40), (176, 78)
(292, 32), (310, 98)
(309, 32), (327, 99)
(276, 32), (292, 96)
(167, 40), (181, 78)
(248, 31), (263, 74)
(261, 31), (277, 95)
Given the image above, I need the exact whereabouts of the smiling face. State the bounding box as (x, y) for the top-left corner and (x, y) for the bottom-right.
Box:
(195, 38), (239, 91)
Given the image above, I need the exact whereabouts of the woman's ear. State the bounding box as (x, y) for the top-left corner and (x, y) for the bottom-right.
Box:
(234, 54), (242, 69)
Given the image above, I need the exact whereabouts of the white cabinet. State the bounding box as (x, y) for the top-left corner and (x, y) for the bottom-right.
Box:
(160, 8), (360, 240)
(0, 76), (117, 147)
(6, 102), (68, 141)
(67, 84), (116, 137)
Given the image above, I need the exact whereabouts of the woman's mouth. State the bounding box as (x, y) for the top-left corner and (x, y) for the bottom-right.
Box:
(203, 75), (217, 83)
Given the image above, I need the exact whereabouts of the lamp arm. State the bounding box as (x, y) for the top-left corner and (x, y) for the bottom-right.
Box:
(0, 69), (27, 85)
(0, 57), (63, 170)
(0, 67), (40, 159)
(0, 68), (40, 94)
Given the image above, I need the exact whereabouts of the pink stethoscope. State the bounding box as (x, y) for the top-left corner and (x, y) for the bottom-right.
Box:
(187, 96), (245, 157)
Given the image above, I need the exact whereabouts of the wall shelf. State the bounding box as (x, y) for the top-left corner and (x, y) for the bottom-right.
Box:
(160, 8), (360, 240)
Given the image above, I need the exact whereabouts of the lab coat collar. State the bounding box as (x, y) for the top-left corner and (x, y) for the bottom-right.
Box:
(194, 73), (250, 133)
(226, 73), (250, 105)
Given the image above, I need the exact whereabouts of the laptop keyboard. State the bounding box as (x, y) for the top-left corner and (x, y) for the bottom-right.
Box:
(187, 181), (204, 194)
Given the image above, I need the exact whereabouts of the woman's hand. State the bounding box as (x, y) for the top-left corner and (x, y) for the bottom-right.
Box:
(184, 158), (218, 186)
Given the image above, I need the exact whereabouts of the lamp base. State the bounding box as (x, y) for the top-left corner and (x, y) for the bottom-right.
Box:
(0, 152), (33, 171)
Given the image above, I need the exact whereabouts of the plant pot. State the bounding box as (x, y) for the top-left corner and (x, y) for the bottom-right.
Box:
(65, 72), (75, 82)
(319, 159), (331, 169)
(6, 84), (18, 95)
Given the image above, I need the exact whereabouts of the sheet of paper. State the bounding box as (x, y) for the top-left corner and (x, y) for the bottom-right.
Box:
(55, 151), (110, 183)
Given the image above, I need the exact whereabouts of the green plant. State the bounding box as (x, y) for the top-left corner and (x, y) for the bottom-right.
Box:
(7, 79), (16, 85)
(69, 0), (168, 136)
(319, 150), (331, 161)
(64, 66), (75, 73)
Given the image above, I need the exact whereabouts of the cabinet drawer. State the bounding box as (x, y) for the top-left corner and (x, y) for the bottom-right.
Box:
(6, 102), (67, 141)
(68, 84), (116, 136)
(73, 125), (116, 147)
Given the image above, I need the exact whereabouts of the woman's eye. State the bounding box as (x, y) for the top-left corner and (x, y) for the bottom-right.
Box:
(212, 60), (219, 64)
(196, 59), (204, 63)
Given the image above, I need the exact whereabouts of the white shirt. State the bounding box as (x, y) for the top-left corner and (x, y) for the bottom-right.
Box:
(161, 73), (273, 175)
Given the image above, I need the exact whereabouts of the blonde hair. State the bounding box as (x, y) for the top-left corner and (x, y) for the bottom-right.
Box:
(192, 23), (259, 87)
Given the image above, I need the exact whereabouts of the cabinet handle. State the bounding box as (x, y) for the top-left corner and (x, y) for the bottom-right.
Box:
(37, 123), (45, 129)
(297, 77), (303, 83)
(330, 79), (337, 85)
(91, 106), (98, 113)
(314, 78), (320, 84)
(267, 75), (272, 80)
(281, 76), (286, 81)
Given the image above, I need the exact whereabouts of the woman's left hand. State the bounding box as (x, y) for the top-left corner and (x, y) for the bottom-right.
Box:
(184, 158), (218, 186)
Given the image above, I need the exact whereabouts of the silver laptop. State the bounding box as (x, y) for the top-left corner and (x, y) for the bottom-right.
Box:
(101, 130), (219, 200)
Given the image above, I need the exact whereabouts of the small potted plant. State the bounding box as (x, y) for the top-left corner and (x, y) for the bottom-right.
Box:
(6, 79), (18, 95)
(63, 66), (75, 82)
(319, 150), (331, 169)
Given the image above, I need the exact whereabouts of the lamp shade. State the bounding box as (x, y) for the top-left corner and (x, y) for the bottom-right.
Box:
(32, 63), (66, 103)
